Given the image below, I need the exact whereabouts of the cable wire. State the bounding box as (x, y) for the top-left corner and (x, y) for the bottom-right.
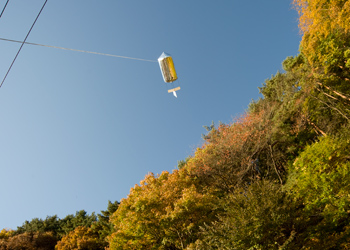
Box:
(0, 0), (48, 88)
(0, 0), (9, 19)
(0, 37), (157, 63)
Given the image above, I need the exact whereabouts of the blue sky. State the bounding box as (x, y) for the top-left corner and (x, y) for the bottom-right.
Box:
(0, 1), (300, 229)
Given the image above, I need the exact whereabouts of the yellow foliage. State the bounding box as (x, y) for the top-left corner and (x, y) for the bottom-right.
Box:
(293, 0), (350, 70)
(0, 229), (15, 239)
(108, 170), (218, 249)
(56, 226), (105, 250)
(293, 0), (350, 36)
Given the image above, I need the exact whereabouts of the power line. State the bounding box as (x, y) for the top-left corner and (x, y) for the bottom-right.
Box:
(0, 0), (10, 19)
(0, 0), (48, 88)
(0, 37), (157, 63)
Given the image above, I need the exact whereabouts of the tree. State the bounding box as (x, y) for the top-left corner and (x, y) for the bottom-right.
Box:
(193, 180), (298, 250)
(56, 226), (105, 250)
(108, 171), (219, 250)
(186, 110), (286, 193)
(286, 128), (350, 249)
(293, 0), (350, 74)
(0, 232), (57, 250)
(91, 200), (119, 242)
(59, 210), (97, 238)
(0, 229), (15, 250)
(292, 0), (350, 134)
(0, 229), (15, 239)
(16, 216), (61, 237)
(16, 210), (97, 240)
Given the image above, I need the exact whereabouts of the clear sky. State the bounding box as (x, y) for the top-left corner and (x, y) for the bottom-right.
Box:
(0, 1), (301, 229)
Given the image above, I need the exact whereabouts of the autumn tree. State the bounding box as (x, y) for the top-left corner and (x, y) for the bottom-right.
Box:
(109, 170), (219, 250)
(0, 232), (57, 250)
(189, 56), (320, 193)
(55, 226), (105, 250)
(0, 229), (15, 250)
(293, 0), (350, 134)
(186, 109), (287, 194)
(293, 0), (350, 73)
(0, 229), (15, 239)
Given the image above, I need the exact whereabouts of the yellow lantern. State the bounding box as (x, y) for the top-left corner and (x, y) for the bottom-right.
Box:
(158, 52), (180, 97)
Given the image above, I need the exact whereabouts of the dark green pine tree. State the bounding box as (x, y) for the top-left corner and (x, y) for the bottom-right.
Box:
(91, 200), (119, 240)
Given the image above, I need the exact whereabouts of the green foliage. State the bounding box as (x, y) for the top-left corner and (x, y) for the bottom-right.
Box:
(91, 200), (119, 241)
(287, 130), (350, 220)
(285, 129), (350, 248)
(177, 156), (192, 170)
(59, 210), (97, 237)
(16, 216), (61, 237)
(193, 180), (298, 250)
(3, 204), (120, 250)
(15, 210), (97, 240)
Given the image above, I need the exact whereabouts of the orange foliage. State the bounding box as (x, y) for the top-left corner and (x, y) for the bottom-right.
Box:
(186, 111), (272, 192)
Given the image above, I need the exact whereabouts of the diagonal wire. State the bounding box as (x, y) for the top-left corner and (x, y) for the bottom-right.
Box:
(0, 0), (48, 88)
(0, 37), (157, 63)
(0, 0), (10, 18)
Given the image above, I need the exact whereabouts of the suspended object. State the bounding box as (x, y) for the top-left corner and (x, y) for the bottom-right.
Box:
(158, 52), (180, 97)
(0, 37), (182, 98)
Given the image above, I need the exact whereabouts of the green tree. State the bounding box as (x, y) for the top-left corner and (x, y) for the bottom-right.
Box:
(192, 181), (299, 250)
(16, 216), (61, 237)
(16, 210), (97, 239)
(286, 128), (350, 249)
(91, 200), (119, 242)
(59, 210), (97, 238)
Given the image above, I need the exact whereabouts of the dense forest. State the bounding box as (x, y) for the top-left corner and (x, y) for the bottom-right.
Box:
(2, 0), (350, 249)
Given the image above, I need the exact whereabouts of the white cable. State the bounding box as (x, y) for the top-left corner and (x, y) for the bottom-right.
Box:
(0, 37), (157, 63)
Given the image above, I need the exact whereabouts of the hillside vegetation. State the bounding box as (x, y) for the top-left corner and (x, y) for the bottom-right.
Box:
(2, 0), (350, 249)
